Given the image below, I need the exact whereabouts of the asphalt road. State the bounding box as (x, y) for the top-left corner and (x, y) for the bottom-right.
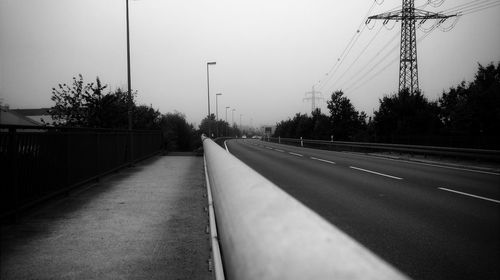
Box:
(225, 139), (500, 280)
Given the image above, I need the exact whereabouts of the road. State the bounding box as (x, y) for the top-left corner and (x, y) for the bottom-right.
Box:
(225, 139), (500, 280)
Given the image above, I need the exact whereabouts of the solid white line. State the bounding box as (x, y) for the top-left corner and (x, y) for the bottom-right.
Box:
(274, 149), (285, 153)
(349, 166), (403, 180)
(438, 187), (500, 204)
(224, 140), (230, 153)
(366, 155), (500, 176)
(310, 157), (336, 165)
(289, 152), (303, 157)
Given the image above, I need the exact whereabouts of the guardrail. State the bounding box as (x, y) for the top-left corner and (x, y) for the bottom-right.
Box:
(203, 136), (408, 279)
(0, 124), (162, 220)
(268, 137), (500, 162)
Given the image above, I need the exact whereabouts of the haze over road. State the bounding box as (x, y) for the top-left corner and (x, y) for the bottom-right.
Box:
(225, 139), (499, 280)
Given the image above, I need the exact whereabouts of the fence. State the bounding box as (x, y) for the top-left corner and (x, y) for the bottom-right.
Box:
(203, 136), (408, 279)
(0, 124), (162, 219)
(268, 137), (500, 162)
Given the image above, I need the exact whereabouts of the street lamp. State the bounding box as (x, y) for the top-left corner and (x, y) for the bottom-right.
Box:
(206, 61), (216, 137)
(225, 106), (230, 136)
(216, 93), (222, 137)
(225, 107), (230, 123)
(231, 109), (236, 137)
(126, 0), (133, 163)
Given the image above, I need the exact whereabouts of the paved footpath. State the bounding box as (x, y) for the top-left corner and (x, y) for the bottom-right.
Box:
(1, 156), (213, 280)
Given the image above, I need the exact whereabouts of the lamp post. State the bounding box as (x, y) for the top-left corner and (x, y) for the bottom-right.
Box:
(231, 109), (236, 136)
(206, 61), (216, 137)
(225, 106), (230, 136)
(216, 93), (222, 137)
(126, 0), (133, 163)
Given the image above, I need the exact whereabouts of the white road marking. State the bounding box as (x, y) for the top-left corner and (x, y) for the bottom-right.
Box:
(289, 152), (303, 157)
(274, 149), (285, 153)
(224, 140), (230, 153)
(310, 157), (336, 165)
(266, 147), (273, 150)
(349, 166), (403, 180)
(367, 156), (500, 176)
(438, 187), (500, 204)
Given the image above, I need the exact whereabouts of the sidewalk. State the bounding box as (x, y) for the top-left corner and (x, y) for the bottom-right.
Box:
(1, 155), (212, 279)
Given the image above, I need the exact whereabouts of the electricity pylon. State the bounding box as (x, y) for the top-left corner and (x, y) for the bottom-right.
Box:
(367, 0), (456, 93)
(303, 85), (324, 112)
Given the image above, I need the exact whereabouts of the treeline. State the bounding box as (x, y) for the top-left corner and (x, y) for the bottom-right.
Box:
(48, 75), (239, 152)
(274, 63), (500, 149)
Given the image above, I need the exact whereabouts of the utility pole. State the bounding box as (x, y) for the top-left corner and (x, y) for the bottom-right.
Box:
(225, 106), (230, 136)
(216, 93), (222, 137)
(367, 0), (456, 93)
(206, 62), (216, 137)
(231, 109), (236, 137)
(125, 0), (133, 163)
(231, 109), (235, 126)
(303, 85), (324, 112)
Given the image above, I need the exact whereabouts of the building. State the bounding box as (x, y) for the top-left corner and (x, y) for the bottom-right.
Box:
(11, 108), (53, 125)
(0, 107), (43, 126)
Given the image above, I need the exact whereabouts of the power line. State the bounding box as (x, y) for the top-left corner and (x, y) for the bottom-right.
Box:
(456, 1), (500, 15)
(335, 25), (384, 90)
(316, 0), (383, 91)
(342, 34), (401, 92)
(346, 25), (438, 93)
(335, 28), (400, 93)
(440, 0), (496, 13)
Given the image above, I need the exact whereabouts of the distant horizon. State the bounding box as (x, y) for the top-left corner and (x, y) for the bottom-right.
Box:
(1, 0), (499, 127)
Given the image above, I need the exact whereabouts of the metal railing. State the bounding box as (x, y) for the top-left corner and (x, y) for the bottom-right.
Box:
(203, 136), (408, 279)
(0, 124), (162, 219)
(268, 137), (500, 162)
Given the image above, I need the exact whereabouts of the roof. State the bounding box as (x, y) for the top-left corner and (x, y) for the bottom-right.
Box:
(0, 108), (42, 125)
(11, 108), (51, 116)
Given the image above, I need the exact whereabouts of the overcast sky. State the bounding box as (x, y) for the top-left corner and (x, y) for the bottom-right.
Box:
(1, 0), (499, 127)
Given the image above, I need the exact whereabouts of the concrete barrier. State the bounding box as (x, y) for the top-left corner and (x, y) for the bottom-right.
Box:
(203, 137), (409, 280)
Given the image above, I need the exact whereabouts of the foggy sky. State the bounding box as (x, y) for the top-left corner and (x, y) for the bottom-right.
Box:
(1, 0), (499, 127)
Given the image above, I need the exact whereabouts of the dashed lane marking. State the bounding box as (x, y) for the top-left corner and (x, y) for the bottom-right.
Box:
(438, 187), (500, 204)
(310, 157), (336, 165)
(349, 166), (403, 180)
(289, 152), (303, 157)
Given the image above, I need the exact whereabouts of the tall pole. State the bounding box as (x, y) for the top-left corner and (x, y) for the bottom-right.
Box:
(206, 62), (216, 137)
(231, 109), (236, 137)
(225, 106), (230, 136)
(126, 0), (133, 163)
(216, 93), (222, 137)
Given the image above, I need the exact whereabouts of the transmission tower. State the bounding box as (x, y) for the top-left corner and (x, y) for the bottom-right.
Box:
(303, 85), (324, 112)
(367, 0), (456, 93)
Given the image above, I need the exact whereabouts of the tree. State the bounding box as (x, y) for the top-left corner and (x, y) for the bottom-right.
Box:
(49, 74), (108, 126)
(134, 105), (161, 130)
(326, 90), (366, 141)
(49, 74), (160, 130)
(373, 89), (441, 144)
(439, 62), (500, 148)
(160, 112), (197, 151)
(273, 113), (310, 138)
(311, 109), (332, 140)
